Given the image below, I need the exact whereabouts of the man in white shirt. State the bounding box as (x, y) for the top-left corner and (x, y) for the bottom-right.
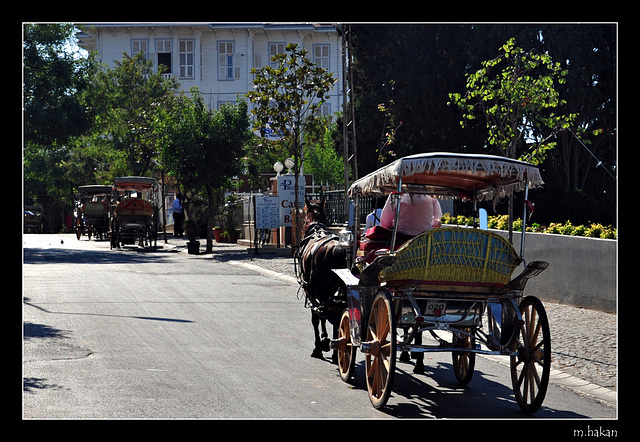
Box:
(365, 208), (382, 230)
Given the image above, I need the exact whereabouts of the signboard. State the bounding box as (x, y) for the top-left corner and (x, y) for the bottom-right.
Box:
(254, 195), (279, 229)
(277, 174), (305, 226)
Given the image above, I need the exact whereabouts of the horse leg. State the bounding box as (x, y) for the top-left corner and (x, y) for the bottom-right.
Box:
(399, 326), (425, 373)
(311, 311), (324, 359)
(412, 331), (425, 374)
(320, 318), (331, 352)
(400, 326), (411, 362)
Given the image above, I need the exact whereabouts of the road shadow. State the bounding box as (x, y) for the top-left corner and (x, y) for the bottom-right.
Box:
(340, 358), (588, 419)
(23, 321), (68, 340)
(23, 246), (173, 265)
(23, 297), (194, 324)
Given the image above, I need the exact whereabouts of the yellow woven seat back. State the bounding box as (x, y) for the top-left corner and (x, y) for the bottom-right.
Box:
(379, 227), (521, 285)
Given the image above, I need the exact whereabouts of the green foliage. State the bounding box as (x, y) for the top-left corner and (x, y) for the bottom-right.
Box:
(84, 52), (179, 176)
(158, 88), (250, 192)
(302, 119), (344, 188)
(23, 23), (95, 146)
(448, 37), (578, 163)
(246, 43), (337, 174)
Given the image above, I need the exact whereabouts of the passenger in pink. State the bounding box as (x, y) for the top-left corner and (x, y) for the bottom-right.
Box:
(379, 193), (442, 236)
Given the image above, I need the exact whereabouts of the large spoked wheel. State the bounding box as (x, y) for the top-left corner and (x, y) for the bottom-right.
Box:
(510, 296), (551, 415)
(452, 328), (476, 386)
(336, 309), (356, 382)
(75, 217), (83, 240)
(364, 290), (396, 409)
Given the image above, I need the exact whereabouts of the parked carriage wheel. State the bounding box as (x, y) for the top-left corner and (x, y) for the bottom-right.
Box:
(75, 218), (82, 240)
(336, 309), (356, 382)
(510, 296), (551, 415)
(452, 328), (476, 386)
(364, 290), (396, 409)
(109, 219), (118, 249)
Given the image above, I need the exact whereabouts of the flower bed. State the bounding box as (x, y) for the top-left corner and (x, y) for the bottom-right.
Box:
(440, 213), (616, 239)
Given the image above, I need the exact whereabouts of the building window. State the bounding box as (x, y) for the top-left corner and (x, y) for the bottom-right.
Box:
(131, 39), (149, 60)
(313, 44), (330, 70)
(179, 39), (195, 79)
(317, 103), (331, 117)
(156, 39), (172, 74)
(269, 42), (286, 67)
(218, 41), (238, 80)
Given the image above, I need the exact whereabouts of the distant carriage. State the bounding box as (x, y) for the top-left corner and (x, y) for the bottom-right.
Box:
(301, 152), (551, 414)
(74, 185), (112, 240)
(24, 205), (44, 234)
(110, 177), (159, 250)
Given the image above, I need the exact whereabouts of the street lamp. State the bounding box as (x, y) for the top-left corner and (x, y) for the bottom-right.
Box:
(284, 157), (294, 174)
(273, 161), (283, 176)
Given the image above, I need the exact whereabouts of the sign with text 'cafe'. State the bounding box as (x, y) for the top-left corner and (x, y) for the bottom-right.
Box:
(277, 174), (305, 227)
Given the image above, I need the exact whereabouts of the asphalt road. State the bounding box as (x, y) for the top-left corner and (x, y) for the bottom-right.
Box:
(23, 234), (618, 423)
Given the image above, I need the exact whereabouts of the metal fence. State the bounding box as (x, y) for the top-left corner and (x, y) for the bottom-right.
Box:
(239, 190), (383, 228)
(306, 190), (383, 227)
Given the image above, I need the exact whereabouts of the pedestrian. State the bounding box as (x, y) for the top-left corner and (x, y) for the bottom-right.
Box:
(365, 196), (385, 230)
(172, 193), (185, 237)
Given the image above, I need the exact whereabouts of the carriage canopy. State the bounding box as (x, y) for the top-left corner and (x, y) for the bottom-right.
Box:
(113, 176), (158, 190)
(77, 185), (112, 196)
(347, 152), (543, 201)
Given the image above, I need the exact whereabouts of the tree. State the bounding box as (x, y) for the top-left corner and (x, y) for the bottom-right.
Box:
(157, 88), (250, 253)
(246, 43), (337, 244)
(23, 23), (96, 231)
(303, 119), (344, 189)
(448, 37), (578, 164)
(24, 23), (95, 146)
(85, 52), (179, 176)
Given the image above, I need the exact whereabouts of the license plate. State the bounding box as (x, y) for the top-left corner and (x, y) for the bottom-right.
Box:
(424, 301), (446, 317)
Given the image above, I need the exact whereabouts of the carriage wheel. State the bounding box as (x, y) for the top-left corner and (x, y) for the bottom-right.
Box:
(110, 220), (118, 249)
(75, 218), (82, 240)
(364, 290), (396, 409)
(336, 309), (356, 382)
(452, 328), (476, 386)
(510, 296), (551, 414)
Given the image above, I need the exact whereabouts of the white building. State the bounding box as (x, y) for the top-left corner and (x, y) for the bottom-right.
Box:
(77, 23), (344, 114)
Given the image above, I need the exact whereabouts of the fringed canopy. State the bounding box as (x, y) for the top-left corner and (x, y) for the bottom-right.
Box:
(348, 152), (543, 202)
(113, 176), (158, 190)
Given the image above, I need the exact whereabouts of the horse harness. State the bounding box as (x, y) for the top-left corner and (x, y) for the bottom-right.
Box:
(294, 222), (338, 307)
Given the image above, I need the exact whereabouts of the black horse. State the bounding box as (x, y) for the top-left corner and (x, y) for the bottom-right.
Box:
(295, 197), (348, 359)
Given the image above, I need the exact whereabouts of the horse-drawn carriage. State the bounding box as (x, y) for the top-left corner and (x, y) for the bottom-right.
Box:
(24, 205), (44, 234)
(296, 152), (550, 414)
(74, 185), (112, 240)
(110, 176), (159, 250)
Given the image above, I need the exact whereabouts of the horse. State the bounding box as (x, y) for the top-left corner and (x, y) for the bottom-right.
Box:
(295, 196), (348, 359)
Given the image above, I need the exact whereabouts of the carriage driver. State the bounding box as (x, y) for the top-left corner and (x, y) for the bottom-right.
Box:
(379, 193), (442, 237)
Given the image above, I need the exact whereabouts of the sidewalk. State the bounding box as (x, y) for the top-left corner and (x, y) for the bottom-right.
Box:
(161, 233), (617, 405)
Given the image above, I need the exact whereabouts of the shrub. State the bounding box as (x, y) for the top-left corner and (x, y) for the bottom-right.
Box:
(440, 213), (616, 239)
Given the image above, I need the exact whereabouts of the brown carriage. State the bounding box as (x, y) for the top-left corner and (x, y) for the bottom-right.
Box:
(110, 177), (159, 250)
(74, 185), (112, 240)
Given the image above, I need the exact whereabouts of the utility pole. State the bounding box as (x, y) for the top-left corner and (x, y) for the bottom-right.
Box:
(341, 23), (357, 213)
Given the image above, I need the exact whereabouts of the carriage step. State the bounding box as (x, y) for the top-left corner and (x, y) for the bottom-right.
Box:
(506, 261), (548, 290)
